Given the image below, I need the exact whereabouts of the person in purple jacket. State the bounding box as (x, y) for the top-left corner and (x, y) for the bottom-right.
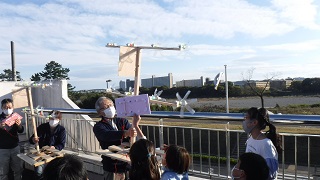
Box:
(29, 110), (66, 179)
(93, 96), (145, 180)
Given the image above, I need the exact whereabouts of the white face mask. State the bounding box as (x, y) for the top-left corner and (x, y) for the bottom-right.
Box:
(49, 119), (59, 128)
(3, 108), (13, 115)
(103, 106), (116, 118)
(242, 120), (255, 134)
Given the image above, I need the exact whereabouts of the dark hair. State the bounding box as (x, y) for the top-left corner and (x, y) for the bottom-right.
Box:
(165, 145), (190, 174)
(42, 154), (88, 180)
(50, 110), (62, 120)
(247, 107), (282, 154)
(239, 152), (269, 180)
(129, 139), (160, 180)
(1, 98), (13, 108)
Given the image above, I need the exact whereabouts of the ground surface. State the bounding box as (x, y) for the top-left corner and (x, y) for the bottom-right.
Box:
(171, 95), (320, 108)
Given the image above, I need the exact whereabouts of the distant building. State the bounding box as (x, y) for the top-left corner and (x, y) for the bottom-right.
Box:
(126, 79), (135, 91)
(233, 81), (246, 87)
(293, 77), (305, 81)
(270, 78), (293, 90)
(141, 73), (173, 88)
(205, 77), (214, 86)
(176, 76), (204, 87)
(245, 81), (270, 90)
(119, 80), (126, 91)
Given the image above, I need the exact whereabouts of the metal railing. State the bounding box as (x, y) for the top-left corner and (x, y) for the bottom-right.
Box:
(23, 109), (320, 179)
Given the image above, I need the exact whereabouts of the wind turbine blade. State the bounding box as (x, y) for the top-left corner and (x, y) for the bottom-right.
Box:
(154, 88), (157, 96)
(183, 90), (191, 100)
(186, 105), (195, 114)
(214, 72), (223, 90)
(157, 90), (163, 97)
(176, 92), (182, 101)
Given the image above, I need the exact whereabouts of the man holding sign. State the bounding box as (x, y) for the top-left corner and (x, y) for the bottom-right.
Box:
(0, 98), (24, 180)
(93, 96), (146, 180)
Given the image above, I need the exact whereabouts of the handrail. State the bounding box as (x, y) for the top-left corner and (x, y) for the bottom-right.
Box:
(23, 108), (320, 123)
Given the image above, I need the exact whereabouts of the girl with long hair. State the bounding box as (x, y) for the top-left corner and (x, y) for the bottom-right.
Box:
(243, 107), (282, 180)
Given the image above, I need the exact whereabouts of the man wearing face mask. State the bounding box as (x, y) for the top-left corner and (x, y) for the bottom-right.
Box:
(28, 110), (66, 179)
(0, 98), (24, 180)
(93, 96), (145, 180)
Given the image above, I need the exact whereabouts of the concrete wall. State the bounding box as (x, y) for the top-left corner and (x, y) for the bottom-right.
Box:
(0, 81), (28, 118)
(0, 80), (96, 151)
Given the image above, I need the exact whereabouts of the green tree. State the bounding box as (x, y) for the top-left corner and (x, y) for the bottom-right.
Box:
(301, 78), (320, 94)
(0, 69), (22, 81)
(31, 61), (70, 80)
(30, 73), (41, 81)
(31, 61), (75, 91)
(289, 81), (302, 93)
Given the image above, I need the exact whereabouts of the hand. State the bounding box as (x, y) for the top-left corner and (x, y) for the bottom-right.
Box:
(33, 137), (39, 144)
(15, 118), (21, 126)
(50, 146), (55, 149)
(125, 127), (137, 138)
(0, 122), (5, 129)
(132, 114), (141, 127)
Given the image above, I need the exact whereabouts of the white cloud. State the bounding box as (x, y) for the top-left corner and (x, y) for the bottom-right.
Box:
(261, 39), (320, 52)
(0, 0), (320, 90)
(271, 0), (320, 29)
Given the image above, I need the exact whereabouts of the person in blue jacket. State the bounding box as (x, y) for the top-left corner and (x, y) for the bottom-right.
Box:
(29, 110), (66, 179)
(93, 96), (144, 180)
(0, 98), (24, 180)
(161, 145), (190, 180)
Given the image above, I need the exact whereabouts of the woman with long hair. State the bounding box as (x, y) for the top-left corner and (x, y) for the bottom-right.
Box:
(129, 139), (160, 180)
(243, 107), (282, 179)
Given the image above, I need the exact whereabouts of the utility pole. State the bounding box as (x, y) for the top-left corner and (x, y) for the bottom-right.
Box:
(106, 43), (183, 96)
(106, 79), (111, 89)
(224, 65), (229, 113)
(11, 41), (17, 81)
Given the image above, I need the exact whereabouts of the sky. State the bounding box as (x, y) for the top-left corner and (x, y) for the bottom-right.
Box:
(0, 0), (320, 90)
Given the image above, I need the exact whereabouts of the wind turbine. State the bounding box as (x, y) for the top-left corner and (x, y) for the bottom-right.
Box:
(214, 72), (224, 90)
(149, 88), (165, 101)
(176, 90), (196, 117)
(125, 87), (134, 96)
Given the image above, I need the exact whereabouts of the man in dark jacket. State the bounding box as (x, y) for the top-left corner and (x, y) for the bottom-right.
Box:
(0, 98), (24, 180)
(93, 96), (145, 180)
(29, 110), (66, 179)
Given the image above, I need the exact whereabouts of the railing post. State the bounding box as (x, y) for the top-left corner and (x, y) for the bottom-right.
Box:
(158, 118), (163, 149)
(282, 135), (285, 180)
(226, 122), (230, 179)
(76, 115), (82, 151)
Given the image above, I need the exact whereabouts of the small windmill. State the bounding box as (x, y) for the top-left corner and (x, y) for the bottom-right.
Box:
(214, 72), (224, 90)
(125, 87), (134, 96)
(176, 90), (196, 117)
(149, 88), (165, 101)
(34, 105), (44, 116)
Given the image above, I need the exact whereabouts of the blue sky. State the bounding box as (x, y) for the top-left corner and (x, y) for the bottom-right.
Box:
(0, 0), (320, 90)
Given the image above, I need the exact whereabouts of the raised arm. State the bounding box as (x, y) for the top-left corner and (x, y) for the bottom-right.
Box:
(132, 114), (146, 139)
